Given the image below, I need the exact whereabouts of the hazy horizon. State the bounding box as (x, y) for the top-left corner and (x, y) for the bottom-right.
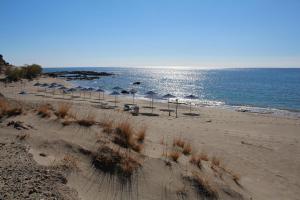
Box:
(1, 0), (300, 68)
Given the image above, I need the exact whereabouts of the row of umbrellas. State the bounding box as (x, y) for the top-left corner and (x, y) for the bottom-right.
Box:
(34, 82), (199, 114)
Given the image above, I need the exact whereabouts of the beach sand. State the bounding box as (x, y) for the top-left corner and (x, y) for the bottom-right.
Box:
(1, 77), (300, 200)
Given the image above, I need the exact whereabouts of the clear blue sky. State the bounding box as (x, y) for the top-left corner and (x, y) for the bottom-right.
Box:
(1, 0), (300, 68)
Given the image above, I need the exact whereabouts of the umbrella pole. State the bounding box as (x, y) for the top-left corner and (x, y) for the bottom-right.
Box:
(175, 99), (178, 118)
(133, 94), (135, 104)
(190, 102), (192, 114)
(152, 97), (154, 113)
(168, 98), (170, 116)
(115, 96), (117, 107)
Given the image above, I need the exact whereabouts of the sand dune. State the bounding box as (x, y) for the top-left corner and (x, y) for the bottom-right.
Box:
(1, 77), (300, 200)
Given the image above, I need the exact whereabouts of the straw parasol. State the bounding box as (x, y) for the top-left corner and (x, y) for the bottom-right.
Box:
(110, 91), (120, 107)
(130, 88), (137, 104)
(184, 94), (198, 114)
(162, 94), (176, 110)
(96, 88), (105, 101)
(113, 86), (123, 91)
(145, 91), (157, 113)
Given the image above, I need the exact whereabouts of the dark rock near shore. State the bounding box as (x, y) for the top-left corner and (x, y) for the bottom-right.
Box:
(44, 70), (114, 80)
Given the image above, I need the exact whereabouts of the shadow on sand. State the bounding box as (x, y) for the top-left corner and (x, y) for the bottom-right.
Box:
(182, 113), (200, 116)
(140, 113), (159, 117)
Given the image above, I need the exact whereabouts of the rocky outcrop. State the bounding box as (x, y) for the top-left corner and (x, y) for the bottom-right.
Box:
(44, 70), (114, 80)
(0, 55), (9, 66)
(0, 55), (11, 73)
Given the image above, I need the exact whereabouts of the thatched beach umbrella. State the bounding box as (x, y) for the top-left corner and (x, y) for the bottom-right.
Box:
(58, 86), (68, 99)
(162, 94), (176, 110)
(96, 88), (105, 101)
(110, 91), (120, 107)
(87, 87), (95, 98)
(184, 94), (198, 114)
(113, 86), (123, 91)
(75, 86), (83, 97)
(33, 82), (41, 93)
(81, 88), (88, 99)
(162, 94), (176, 116)
(130, 88), (137, 104)
(67, 88), (77, 97)
(48, 84), (57, 96)
(33, 82), (41, 86)
(40, 83), (49, 96)
(145, 91), (157, 113)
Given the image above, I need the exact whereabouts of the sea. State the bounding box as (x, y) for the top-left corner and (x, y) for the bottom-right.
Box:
(43, 67), (300, 118)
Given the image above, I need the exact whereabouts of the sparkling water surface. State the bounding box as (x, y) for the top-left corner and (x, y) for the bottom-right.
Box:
(44, 67), (300, 116)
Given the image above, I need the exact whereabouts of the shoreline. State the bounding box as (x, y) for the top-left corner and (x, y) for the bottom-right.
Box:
(66, 78), (300, 119)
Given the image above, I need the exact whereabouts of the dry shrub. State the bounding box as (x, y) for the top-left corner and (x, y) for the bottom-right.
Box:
(62, 120), (73, 126)
(168, 150), (181, 162)
(221, 166), (241, 185)
(100, 118), (114, 134)
(183, 143), (192, 155)
(6, 107), (22, 117)
(211, 156), (220, 167)
(136, 126), (147, 143)
(60, 154), (78, 170)
(232, 173), (241, 184)
(191, 172), (218, 199)
(113, 120), (143, 152)
(173, 138), (185, 148)
(0, 99), (22, 117)
(55, 103), (71, 119)
(92, 146), (140, 178)
(77, 113), (95, 127)
(37, 104), (52, 118)
(176, 187), (188, 198)
(190, 154), (202, 169)
(199, 152), (209, 161)
(16, 132), (29, 140)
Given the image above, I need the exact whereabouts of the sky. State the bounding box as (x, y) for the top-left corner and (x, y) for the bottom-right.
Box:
(1, 0), (300, 68)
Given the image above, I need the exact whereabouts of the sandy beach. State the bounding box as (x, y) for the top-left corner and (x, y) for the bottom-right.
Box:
(1, 76), (300, 200)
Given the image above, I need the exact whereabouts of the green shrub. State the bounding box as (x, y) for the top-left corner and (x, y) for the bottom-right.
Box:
(5, 64), (42, 81)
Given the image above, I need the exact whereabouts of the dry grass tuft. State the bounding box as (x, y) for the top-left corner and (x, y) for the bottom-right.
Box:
(173, 138), (185, 148)
(190, 154), (202, 169)
(232, 173), (241, 184)
(6, 107), (22, 117)
(55, 103), (72, 119)
(176, 187), (188, 198)
(136, 126), (147, 143)
(37, 104), (52, 118)
(183, 143), (192, 155)
(77, 113), (96, 127)
(60, 154), (78, 170)
(0, 99), (23, 118)
(100, 118), (114, 134)
(92, 146), (140, 179)
(211, 156), (220, 167)
(114, 121), (134, 147)
(199, 152), (209, 161)
(16, 132), (29, 140)
(190, 172), (218, 198)
(168, 150), (181, 162)
(113, 120), (143, 152)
